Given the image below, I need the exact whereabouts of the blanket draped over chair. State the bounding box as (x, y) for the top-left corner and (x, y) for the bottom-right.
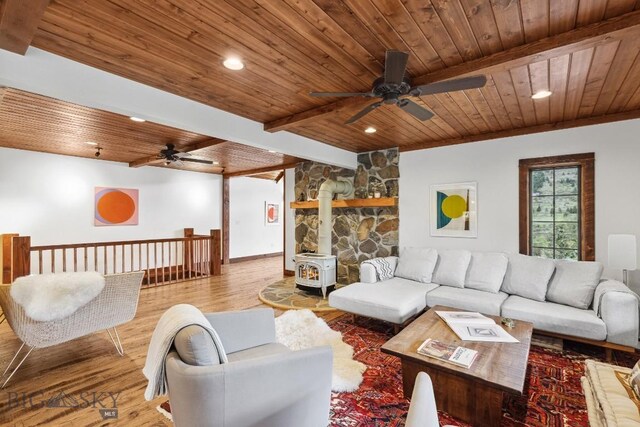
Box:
(143, 304), (228, 401)
(10, 272), (105, 322)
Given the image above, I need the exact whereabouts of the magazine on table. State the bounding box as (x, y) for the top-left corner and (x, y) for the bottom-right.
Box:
(435, 310), (519, 343)
(417, 338), (478, 368)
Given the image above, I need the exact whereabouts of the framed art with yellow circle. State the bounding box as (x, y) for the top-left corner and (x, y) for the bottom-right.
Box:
(430, 182), (477, 238)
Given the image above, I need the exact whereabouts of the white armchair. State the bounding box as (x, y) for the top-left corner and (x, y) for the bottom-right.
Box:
(0, 271), (144, 387)
(165, 308), (333, 427)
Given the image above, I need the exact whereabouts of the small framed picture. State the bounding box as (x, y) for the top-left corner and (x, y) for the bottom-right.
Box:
(265, 202), (280, 225)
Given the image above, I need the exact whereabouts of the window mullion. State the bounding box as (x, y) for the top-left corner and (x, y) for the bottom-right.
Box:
(552, 169), (556, 258)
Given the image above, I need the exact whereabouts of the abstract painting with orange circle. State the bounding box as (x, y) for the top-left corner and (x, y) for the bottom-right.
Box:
(95, 187), (139, 226)
(430, 182), (477, 238)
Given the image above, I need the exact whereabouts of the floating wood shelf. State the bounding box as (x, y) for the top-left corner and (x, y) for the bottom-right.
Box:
(290, 197), (398, 209)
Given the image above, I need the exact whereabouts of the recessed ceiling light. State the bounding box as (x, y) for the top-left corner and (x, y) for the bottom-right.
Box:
(130, 116), (146, 122)
(223, 57), (244, 71)
(268, 150), (277, 153)
(532, 90), (552, 99)
(364, 127), (377, 134)
(84, 141), (98, 146)
(213, 161), (220, 165)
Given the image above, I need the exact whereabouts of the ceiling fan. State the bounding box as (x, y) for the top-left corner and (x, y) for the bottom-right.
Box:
(158, 143), (214, 166)
(309, 50), (487, 124)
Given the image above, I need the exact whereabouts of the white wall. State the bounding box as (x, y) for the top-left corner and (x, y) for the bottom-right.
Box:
(284, 168), (296, 271)
(229, 177), (283, 259)
(399, 119), (640, 285)
(0, 147), (222, 245)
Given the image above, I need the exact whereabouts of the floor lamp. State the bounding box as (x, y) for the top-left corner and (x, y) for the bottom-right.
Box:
(608, 234), (637, 286)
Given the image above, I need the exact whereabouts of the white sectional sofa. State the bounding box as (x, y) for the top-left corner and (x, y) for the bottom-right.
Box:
(328, 248), (640, 349)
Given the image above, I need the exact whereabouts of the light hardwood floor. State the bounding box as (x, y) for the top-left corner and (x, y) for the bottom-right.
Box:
(0, 257), (338, 426)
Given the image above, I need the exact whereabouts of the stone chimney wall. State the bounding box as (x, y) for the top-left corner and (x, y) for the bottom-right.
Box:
(294, 148), (399, 284)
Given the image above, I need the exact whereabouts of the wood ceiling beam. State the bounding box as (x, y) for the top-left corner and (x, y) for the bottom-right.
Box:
(400, 109), (640, 152)
(274, 170), (285, 183)
(128, 155), (165, 168)
(264, 98), (363, 133)
(128, 137), (226, 168)
(182, 137), (227, 152)
(263, 10), (640, 133)
(0, 0), (50, 55)
(223, 162), (299, 178)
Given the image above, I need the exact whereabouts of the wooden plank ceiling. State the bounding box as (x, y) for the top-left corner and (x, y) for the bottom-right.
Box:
(12, 0), (640, 153)
(0, 88), (302, 174)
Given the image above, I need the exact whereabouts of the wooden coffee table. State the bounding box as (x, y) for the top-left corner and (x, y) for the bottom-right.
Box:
(381, 305), (533, 426)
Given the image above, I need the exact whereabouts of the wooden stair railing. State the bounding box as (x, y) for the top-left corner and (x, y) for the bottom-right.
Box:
(1, 230), (222, 286)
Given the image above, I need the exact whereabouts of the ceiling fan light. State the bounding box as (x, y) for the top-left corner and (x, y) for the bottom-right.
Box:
(364, 126), (377, 134)
(130, 116), (146, 122)
(212, 161), (220, 165)
(223, 57), (244, 70)
(532, 90), (552, 99)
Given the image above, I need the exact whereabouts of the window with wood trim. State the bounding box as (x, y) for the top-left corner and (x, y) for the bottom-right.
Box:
(519, 153), (595, 261)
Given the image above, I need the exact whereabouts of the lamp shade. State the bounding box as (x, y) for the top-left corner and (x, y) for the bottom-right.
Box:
(608, 234), (637, 270)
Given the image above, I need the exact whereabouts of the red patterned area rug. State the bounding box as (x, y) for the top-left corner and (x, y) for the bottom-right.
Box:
(158, 315), (637, 426)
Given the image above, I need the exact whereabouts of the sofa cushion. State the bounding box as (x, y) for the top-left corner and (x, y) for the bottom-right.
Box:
(329, 278), (437, 324)
(546, 260), (604, 309)
(501, 254), (555, 302)
(426, 287), (508, 316)
(582, 359), (640, 427)
(395, 247), (438, 284)
(465, 252), (509, 293)
(174, 325), (221, 366)
(432, 250), (471, 288)
(501, 295), (606, 340)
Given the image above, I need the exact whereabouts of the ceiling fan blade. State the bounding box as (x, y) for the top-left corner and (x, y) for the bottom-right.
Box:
(398, 99), (434, 121)
(174, 151), (192, 158)
(384, 50), (409, 85)
(410, 75), (487, 96)
(310, 91), (374, 97)
(181, 157), (214, 165)
(345, 101), (383, 124)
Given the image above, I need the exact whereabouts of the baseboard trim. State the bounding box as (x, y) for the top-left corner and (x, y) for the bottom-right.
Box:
(229, 252), (283, 264)
(284, 269), (295, 276)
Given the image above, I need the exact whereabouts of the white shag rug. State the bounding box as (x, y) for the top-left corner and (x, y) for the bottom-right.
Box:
(11, 272), (105, 321)
(275, 309), (366, 392)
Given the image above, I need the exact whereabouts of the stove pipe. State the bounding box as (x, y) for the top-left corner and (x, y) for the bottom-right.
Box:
(318, 179), (353, 255)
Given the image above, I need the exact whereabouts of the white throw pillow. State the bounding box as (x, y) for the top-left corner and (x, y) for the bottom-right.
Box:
(546, 260), (604, 309)
(465, 252), (509, 293)
(432, 250), (471, 288)
(501, 254), (556, 302)
(394, 247), (438, 284)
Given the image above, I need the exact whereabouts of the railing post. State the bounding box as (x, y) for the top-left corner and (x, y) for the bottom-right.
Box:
(1, 234), (18, 284)
(11, 236), (31, 282)
(211, 229), (221, 276)
(184, 228), (194, 278)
